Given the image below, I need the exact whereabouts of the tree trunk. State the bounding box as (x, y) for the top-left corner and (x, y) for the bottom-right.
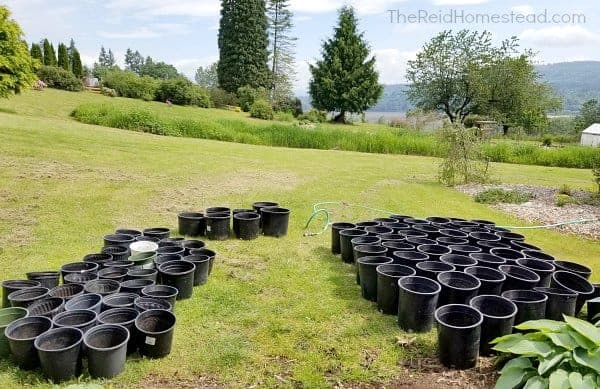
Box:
(333, 111), (346, 123)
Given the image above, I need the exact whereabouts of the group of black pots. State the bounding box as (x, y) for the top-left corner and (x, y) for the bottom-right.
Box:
(177, 202), (291, 241)
(0, 225), (218, 383)
(331, 215), (596, 370)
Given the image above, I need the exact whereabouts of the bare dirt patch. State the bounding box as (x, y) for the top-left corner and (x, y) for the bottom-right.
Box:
(457, 184), (600, 239)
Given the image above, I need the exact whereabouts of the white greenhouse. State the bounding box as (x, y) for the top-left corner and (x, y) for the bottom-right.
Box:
(581, 123), (600, 147)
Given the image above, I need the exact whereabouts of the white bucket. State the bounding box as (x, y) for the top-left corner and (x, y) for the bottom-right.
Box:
(129, 241), (159, 256)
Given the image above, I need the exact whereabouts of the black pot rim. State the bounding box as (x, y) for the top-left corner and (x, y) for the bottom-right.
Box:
(501, 289), (548, 303)
(34, 327), (83, 352)
(416, 261), (455, 272)
(533, 287), (577, 297)
(516, 258), (555, 272)
(233, 212), (261, 221)
(134, 297), (172, 311)
(383, 242), (414, 250)
(376, 264), (415, 277)
(398, 276), (442, 295)
(417, 244), (452, 255)
(470, 295), (517, 319)
(104, 233), (135, 243)
(553, 260), (592, 275)
(8, 287), (49, 301)
(332, 222), (356, 230)
(178, 211), (204, 219)
(127, 268), (158, 277)
(437, 271), (481, 290)
(158, 260), (196, 275)
(103, 292), (140, 303)
(351, 236), (381, 245)
(60, 262), (99, 273)
(498, 265), (540, 282)
(435, 304), (483, 329)
(2, 279), (41, 288)
(53, 309), (98, 328)
(135, 309), (176, 335)
(354, 244), (387, 254)
(440, 254), (477, 267)
(469, 253), (505, 265)
(552, 271), (594, 294)
(5, 316), (53, 341)
(261, 207), (290, 215)
(65, 293), (102, 310)
(357, 256), (393, 266)
(83, 324), (130, 351)
(26, 271), (60, 278)
(98, 307), (139, 325)
(464, 266), (506, 282)
(141, 285), (179, 298)
(392, 251), (428, 260)
(28, 297), (64, 313)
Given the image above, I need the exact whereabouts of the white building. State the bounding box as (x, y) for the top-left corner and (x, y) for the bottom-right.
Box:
(581, 123), (600, 147)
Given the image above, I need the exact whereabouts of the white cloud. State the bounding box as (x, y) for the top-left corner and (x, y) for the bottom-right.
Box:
(290, 0), (408, 15)
(103, 0), (219, 18)
(432, 0), (488, 5)
(511, 5), (534, 15)
(373, 48), (416, 84)
(520, 26), (600, 47)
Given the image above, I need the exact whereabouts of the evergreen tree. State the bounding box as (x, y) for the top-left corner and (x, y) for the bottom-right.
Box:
(267, 0), (296, 105)
(71, 48), (83, 78)
(67, 38), (76, 65)
(30, 43), (43, 62)
(124, 48), (145, 74)
(218, 0), (270, 93)
(107, 49), (116, 67)
(98, 46), (116, 67)
(57, 43), (69, 71)
(42, 39), (56, 66)
(194, 62), (218, 88)
(309, 6), (382, 123)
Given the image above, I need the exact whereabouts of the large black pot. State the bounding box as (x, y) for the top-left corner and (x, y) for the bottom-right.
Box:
(181, 240), (206, 256)
(437, 271), (481, 306)
(120, 279), (155, 296)
(465, 266), (506, 295)
(521, 249), (554, 262)
(134, 297), (172, 312)
(141, 285), (178, 308)
(183, 254), (210, 286)
(84, 324), (129, 378)
(84, 279), (121, 296)
(440, 254), (478, 272)
(416, 261), (455, 280)
(5, 316), (52, 369)
(435, 304), (483, 369)
(397, 276), (441, 333)
(178, 212), (205, 237)
(550, 271), (594, 315)
(534, 287), (577, 321)
(8, 287), (49, 308)
(101, 246), (129, 261)
(261, 207), (291, 237)
(65, 293), (103, 314)
(158, 260), (195, 300)
(0, 307), (28, 358)
(26, 272), (60, 289)
(233, 212), (261, 240)
(339, 229), (368, 263)
(205, 213), (231, 241)
(143, 228), (171, 240)
(27, 297), (65, 318)
(351, 236), (381, 251)
(357, 256), (393, 301)
(498, 265), (540, 291)
(501, 289), (548, 326)
(470, 295), (517, 356)
(331, 222), (356, 254)
(382, 241), (415, 256)
(188, 247), (217, 275)
(103, 233), (135, 251)
(490, 248), (525, 264)
(135, 309), (176, 358)
(417, 244), (451, 261)
(60, 262), (99, 283)
(97, 307), (139, 354)
(2, 280), (41, 308)
(156, 245), (185, 256)
(126, 268), (158, 283)
(553, 260), (592, 280)
(115, 228), (141, 237)
(376, 264), (415, 314)
(53, 309), (97, 333)
(477, 241), (510, 254)
(83, 253), (113, 268)
(102, 292), (139, 310)
(515, 258), (555, 287)
(64, 272), (98, 285)
(98, 267), (129, 282)
(469, 253), (506, 269)
(34, 327), (83, 382)
(391, 251), (428, 268)
(353, 244), (387, 284)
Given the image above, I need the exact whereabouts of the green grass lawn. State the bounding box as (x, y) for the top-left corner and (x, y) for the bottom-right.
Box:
(0, 90), (598, 387)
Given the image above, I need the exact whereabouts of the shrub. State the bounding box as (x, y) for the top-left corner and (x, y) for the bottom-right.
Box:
(555, 194), (574, 207)
(209, 88), (238, 108)
(273, 97), (303, 117)
(474, 188), (533, 204)
(100, 87), (117, 97)
(558, 184), (572, 196)
(36, 65), (83, 91)
(101, 70), (157, 101)
(274, 111), (295, 122)
(237, 85), (268, 112)
(541, 134), (553, 147)
(492, 317), (600, 388)
(298, 109), (327, 123)
(188, 85), (211, 108)
(249, 99), (274, 120)
(155, 78), (211, 107)
(438, 125), (490, 186)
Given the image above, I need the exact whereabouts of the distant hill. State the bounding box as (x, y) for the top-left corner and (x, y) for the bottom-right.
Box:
(299, 61), (600, 115)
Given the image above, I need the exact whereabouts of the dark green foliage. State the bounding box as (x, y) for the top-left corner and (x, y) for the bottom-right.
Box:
(574, 99), (600, 132)
(298, 109), (327, 123)
(101, 70), (158, 101)
(71, 48), (83, 78)
(57, 43), (69, 71)
(98, 46), (115, 67)
(237, 85), (268, 112)
(273, 96), (302, 117)
(155, 77), (211, 107)
(42, 39), (56, 66)
(218, 0), (270, 93)
(195, 62), (218, 88)
(438, 125), (490, 186)
(0, 7), (37, 97)
(309, 6), (383, 123)
(124, 48), (145, 75)
(250, 99), (274, 120)
(474, 188), (534, 204)
(209, 88), (239, 108)
(139, 58), (180, 80)
(37, 65), (83, 91)
(30, 43), (43, 62)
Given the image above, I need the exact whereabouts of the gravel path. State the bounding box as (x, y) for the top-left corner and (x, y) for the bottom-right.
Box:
(456, 184), (600, 240)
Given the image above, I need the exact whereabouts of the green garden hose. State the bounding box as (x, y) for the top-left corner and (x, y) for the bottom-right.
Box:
(302, 201), (599, 237)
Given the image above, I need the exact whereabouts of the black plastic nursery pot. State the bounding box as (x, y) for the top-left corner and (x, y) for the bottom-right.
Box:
(98, 267), (129, 282)
(384, 222), (411, 232)
(470, 295), (517, 356)
(233, 212), (261, 241)
(376, 264), (415, 314)
(550, 271), (594, 315)
(84, 324), (130, 379)
(499, 265), (540, 291)
(135, 309), (176, 359)
(5, 316), (52, 369)
(501, 289), (548, 326)
(53, 309), (98, 333)
(355, 221), (380, 230)
(84, 279), (121, 297)
(181, 240), (206, 256)
(65, 293), (103, 314)
(426, 216), (451, 225)
(178, 212), (206, 237)
(397, 276), (441, 333)
(98, 307), (139, 354)
(521, 249), (555, 262)
(587, 297), (600, 323)
(126, 268), (158, 283)
(8, 287), (49, 308)
(34, 327), (83, 382)
(469, 253), (506, 269)
(60, 262), (99, 283)
(156, 245), (185, 256)
(27, 297), (65, 318)
(440, 254), (478, 272)
(158, 237), (184, 247)
(158, 260), (195, 300)
(357, 256), (394, 302)
(378, 234), (406, 242)
(404, 218), (429, 226)
(205, 213), (231, 241)
(103, 234), (135, 251)
(417, 244), (451, 261)
(448, 244), (482, 256)
(553, 260), (592, 280)
(115, 228), (142, 237)
(102, 292), (139, 310)
(2, 280), (40, 308)
(374, 217), (399, 225)
(437, 271), (481, 306)
(143, 228), (171, 240)
(83, 253), (113, 268)
(477, 240), (510, 253)
(511, 241), (542, 252)
(496, 231), (525, 245)
(406, 237), (437, 247)
(435, 304), (483, 369)
(261, 207), (291, 238)
(0, 307), (29, 358)
(154, 254), (183, 270)
(416, 261), (455, 280)
(184, 255), (211, 286)
(412, 224), (441, 239)
(26, 272), (60, 289)
(438, 228), (468, 240)
(436, 237), (469, 246)
(353, 244), (387, 284)
(339, 229), (368, 263)
(101, 246), (129, 261)
(128, 252), (157, 270)
(365, 226), (394, 237)
(331, 223), (356, 254)
(64, 272), (98, 285)
(468, 232), (501, 246)
(206, 206), (231, 215)
(490, 248), (526, 264)
(351, 236), (381, 250)
(136, 235), (160, 243)
(120, 279), (155, 295)
(464, 266), (506, 296)
(134, 297), (172, 312)
(515, 258), (555, 288)
(391, 251), (428, 268)
(533, 287), (577, 321)
(383, 241), (415, 255)
(188, 247), (217, 275)
(141, 285), (178, 308)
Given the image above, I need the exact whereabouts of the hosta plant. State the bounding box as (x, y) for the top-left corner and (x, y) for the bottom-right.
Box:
(492, 316), (600, 388)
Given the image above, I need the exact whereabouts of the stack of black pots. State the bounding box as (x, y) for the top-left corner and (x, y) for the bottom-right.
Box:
(0, 225), (216, 383)
(332, 215), (596, 370)
(178, 201), (291, 241)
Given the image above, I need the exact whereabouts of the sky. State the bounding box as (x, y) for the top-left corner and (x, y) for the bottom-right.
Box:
(3, 0), (600, 94)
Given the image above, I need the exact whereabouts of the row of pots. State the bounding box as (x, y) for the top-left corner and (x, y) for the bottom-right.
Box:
(330, 214), (596, 370)
(177, 202), (291, 240)
(0, 225), (222, 382)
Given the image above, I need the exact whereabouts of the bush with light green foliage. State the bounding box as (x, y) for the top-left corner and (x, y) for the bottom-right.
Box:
(101, 70), (158, 101)
(36, 65), (83, 92)
(155, 77), (210, 108)
(237, 85), (268, 112)
(474, 188), (533, 204)
(249, 99), (274, 120)
(298, 109), (327, 123)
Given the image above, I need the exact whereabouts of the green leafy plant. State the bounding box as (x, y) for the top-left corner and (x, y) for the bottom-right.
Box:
(438, 125), (491, 186)
(542, 134), (553, 147)
(492, 316), (600, 388)
(559, 184), (573, 196)
(249, 99), (274, 120)
(298, 109), (327, 123)
(36, 65), (83, 92)
(555, 194), (575, 207)
(474, 188), (534, 205)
